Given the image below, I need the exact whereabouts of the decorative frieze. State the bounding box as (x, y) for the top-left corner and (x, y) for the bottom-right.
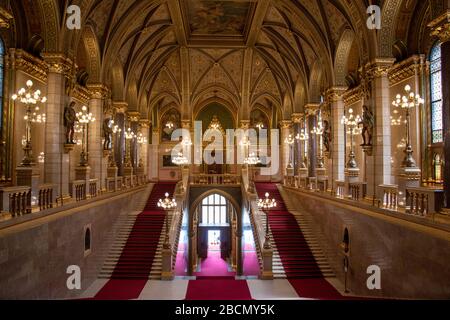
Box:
(72, 84), (91, 103)
(428, 10), (450, 43)
(41, 52), (74, 75)
(10, 49), (48, 82)
(0, 7), (13, 29)
(343, 86), (363, 105)
(388, 55), (425, 85)
(365, 58), (396, 81)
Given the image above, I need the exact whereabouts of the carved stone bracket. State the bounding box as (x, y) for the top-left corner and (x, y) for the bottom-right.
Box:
(64, 143), (76, 154)
(429, 10), (450, 43)
(0, 7), (13, 29)
(10, 49), (48, 82)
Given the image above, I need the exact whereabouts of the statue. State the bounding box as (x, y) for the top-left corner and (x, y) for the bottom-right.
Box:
(64, 102), (77, 144)
(322, 120), (332, 153)
(103, 118), (113, 150)
(359, 105), (374, 146)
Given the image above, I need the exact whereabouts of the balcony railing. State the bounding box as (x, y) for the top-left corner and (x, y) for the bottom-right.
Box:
(0, 186), (31, 217)
(190, 174), (240, 186)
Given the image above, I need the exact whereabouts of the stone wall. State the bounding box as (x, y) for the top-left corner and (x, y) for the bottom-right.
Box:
(283, 188), (450, 299)
(0, 186), (149, 299)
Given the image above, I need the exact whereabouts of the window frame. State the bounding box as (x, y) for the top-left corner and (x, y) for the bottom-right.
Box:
(429, 42), (443, 144)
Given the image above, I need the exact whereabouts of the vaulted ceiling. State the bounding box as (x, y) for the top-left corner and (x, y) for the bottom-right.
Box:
(4, 0), (440, 121)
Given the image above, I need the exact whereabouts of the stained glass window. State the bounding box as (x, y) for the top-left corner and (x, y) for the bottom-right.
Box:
(430, 42), (443, 143)
(0, 38), (4, 130)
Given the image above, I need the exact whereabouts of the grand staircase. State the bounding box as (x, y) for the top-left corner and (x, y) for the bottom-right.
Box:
(99, 182), (176, 280)
(254, 183), (334, 279)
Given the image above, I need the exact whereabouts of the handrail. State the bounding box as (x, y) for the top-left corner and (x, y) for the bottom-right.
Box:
(162, 173), (190, 279)
(242, 174), (273, 279)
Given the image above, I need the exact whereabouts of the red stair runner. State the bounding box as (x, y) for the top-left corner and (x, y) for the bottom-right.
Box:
(94, 182), (176, 299)
(255, 183), (322, 279)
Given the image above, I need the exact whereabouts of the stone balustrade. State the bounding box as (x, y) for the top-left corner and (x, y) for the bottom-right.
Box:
(0, 186), (32, 217)
(71, 180), (87, 202)
(406, 187), (444, 217)
(89, 179), (98, 198)
(38, 184), (56, 211)
(377, 185), (399, 211)
(349, 182), (367, 201)
(190, 174), (240, 185)
(335, 180), (346, 199)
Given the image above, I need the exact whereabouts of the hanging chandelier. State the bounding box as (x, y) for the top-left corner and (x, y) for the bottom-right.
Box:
(157, 193), (177, 210)
(172, 152), (189, 166)
(244, 152), (261, 165)
(257, 192), (277, 210)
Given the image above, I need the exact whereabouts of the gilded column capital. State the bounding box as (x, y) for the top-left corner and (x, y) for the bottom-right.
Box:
(112, 101), (128, 114)
(326, 87), (348, 102)
(87, 83), (110, 100)
(42, 52), (74, 75)
(139, 119), (151, 128)
(291, 113), (303, 124)
(240, 120), (251, 129)
(127, 111), (141, 122)
(429, 10), (450, 43)
(279, 120), (292, 129)
(365, 58), (396, 80)
(304, 104), (320, 116)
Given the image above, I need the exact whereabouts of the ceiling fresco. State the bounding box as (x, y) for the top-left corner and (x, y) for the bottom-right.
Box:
(185, 0), (255, 37)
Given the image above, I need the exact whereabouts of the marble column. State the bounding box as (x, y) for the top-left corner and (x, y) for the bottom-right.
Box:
(149, 128), (160, 181)
(366, 59), (395, 200)
(292, 113), (302, 176)
(430, 11), (450, 211)
(87, 84), (109, 192)
(41, 53), (72, 201)
(140, 119), (150, 179)
(112, 102), (127, 177)
(280, 120), (293, 179)
(305, 104), (319, 178)
(328, 87), (347, 189)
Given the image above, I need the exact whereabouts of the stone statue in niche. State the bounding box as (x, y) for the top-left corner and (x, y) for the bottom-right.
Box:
(64, 101), (77, 144)
(103, 118), (113, 150)
(359, 105), (374, 146)
(322, 120), (332, 153)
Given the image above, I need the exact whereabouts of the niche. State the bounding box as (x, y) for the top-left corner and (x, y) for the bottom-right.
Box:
(84, 225), (92, 257)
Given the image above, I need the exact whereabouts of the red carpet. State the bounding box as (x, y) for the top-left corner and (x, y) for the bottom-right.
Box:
(94, 182), (176, 299)
(243, 251), (260, 276)
(288, 278), (345, 300)
(255, 183), (322, 279)
(185, 279), (252, 300)
(195, 251), (235, 277)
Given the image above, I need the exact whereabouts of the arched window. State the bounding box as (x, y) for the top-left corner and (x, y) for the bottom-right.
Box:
(200, 194), (228, 225)
(84, 228), (91, 253)
(430, 42), (443, 143)
(0, 38), (5, 129)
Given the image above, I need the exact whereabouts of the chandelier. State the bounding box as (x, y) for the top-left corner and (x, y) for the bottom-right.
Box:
(157, 193), (177, 210)
(207, 115), (225, 134)
(257, 192), (277, 210)
(392, 84), (424, 168)
(137, 132), (147, 144)
(244, 152), (261, 165)
(257, 192), (277, 250)
(76, 106), (96, 166)
(172, 152), (189, 166)
(12, 80), (47, 166)
(341, 108), (362, 169)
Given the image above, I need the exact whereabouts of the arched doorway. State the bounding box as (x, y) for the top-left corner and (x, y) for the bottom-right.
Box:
(188, 191), (241, 277)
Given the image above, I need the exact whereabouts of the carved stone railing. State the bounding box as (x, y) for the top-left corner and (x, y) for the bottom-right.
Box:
(335, 180), (346, 199)
(190, 174), (240, 186)
(0, 186), (32, 217)
(348, 182), (367, 201)
(71, 180), (86, 202)
(89, 179), (98, 198)
(162, 180), (189, 280)
(406, 187), (444, 217)
(38, 184), (56, 211)
(377, 184), (399, 211)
